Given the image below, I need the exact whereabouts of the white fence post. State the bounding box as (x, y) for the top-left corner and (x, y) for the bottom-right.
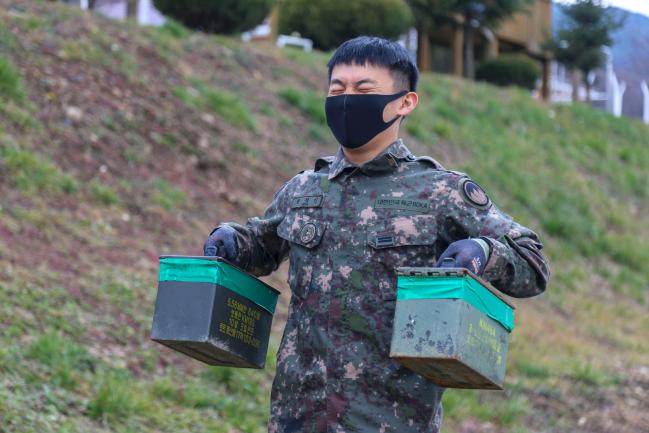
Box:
(61, 0), (87, 9)
(613, 80), (626, 118)
(138, 0), (150, 25)
(604, 47), (616, 115)
(642, 81), (649, 125)
(605, 46), (625, 117)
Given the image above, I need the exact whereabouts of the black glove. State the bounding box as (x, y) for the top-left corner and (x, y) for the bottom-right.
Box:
(203, 225), (239, 264)
(436, 239), (488, 275)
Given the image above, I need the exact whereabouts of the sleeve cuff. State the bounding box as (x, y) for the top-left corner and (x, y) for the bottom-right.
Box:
(472, 237), (491, 259)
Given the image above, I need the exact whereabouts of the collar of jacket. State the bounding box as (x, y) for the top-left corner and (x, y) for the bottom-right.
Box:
(327, 139), (413, 181)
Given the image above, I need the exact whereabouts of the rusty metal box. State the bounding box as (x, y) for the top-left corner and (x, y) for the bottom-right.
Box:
(151, 256), (280, 369)
(390, 267), (515, 390)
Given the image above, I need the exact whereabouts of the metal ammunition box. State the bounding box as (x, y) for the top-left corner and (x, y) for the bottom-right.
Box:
(151, 256), (280, 369)
(390, 267), (515, 390)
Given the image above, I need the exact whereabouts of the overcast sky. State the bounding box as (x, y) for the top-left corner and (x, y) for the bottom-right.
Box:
(559, 0), (649, 17)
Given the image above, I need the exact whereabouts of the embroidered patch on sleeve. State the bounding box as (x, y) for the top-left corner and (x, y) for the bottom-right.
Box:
(299, 223), (317, 243)
(459, 178), (491, 209)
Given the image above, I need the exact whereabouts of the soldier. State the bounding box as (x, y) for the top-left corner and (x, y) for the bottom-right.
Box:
(204, 36), (549, 433)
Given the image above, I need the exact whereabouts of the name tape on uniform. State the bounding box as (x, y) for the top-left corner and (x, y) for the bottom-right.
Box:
(291, 195), (323, 209)
(374, 197), (430, 212)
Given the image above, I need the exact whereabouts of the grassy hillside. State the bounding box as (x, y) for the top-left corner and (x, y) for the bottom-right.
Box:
(1, 1), (648, 433)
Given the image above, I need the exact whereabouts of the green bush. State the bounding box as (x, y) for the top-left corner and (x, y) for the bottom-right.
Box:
(476, 55), (541, 91)
(153, 0), (273, 35)
(279, 0), (412, 50)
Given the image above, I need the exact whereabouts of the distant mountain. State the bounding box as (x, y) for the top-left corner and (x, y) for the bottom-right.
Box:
(552, 3), (649, 117)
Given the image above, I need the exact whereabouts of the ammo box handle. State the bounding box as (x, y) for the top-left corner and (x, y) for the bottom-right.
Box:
(439, 257), (456, 268)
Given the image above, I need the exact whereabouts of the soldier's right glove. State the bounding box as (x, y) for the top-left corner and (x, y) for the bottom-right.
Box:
(203, 225), (240, 265)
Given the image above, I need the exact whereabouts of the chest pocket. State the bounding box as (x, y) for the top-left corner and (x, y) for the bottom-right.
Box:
(277, 210), (327, 300)
(367, 215), (438, 300)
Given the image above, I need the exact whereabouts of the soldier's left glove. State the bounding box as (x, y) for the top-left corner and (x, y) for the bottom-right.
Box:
(436, 239), (490, 275)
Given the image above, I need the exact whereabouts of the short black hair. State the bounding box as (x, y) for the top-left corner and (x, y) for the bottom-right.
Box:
(327, 36), (419, 92)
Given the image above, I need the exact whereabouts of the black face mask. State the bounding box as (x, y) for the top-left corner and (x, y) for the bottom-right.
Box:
(325, 91), (408, 149)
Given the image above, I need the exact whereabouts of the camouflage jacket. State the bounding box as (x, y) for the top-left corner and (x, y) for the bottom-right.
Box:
(224, 139), (549, 433)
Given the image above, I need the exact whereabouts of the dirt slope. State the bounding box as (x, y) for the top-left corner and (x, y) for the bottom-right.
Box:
(1, 1), (648, 433)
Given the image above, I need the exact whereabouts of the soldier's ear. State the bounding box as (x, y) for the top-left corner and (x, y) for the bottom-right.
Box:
(397, 92), (418, 117)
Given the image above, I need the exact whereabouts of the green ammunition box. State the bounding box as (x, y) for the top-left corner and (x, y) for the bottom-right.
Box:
(390, 267), (515, 390)
(151, 256), (280, 369)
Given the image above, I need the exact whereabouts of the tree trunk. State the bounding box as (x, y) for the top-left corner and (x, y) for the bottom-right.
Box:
(585, 80), (592, 103)
(463, 23), (475, 79)
(417, 30), (433, 73)
(126, 0), (137, 18)
(571, 70), (581, 103)
(88, 0), (97, 10)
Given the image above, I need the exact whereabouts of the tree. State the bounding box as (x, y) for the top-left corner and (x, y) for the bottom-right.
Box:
(546, 0), (624, 102)
(127, 0), (137, 18)
(153, 0), (273, 35)
(407, 0), (532, 78)
(407, 0), (455, 33)
(278, 0), (413, 51)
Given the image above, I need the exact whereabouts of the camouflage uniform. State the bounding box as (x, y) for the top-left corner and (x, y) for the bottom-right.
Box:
(223, 139), (549, 433)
